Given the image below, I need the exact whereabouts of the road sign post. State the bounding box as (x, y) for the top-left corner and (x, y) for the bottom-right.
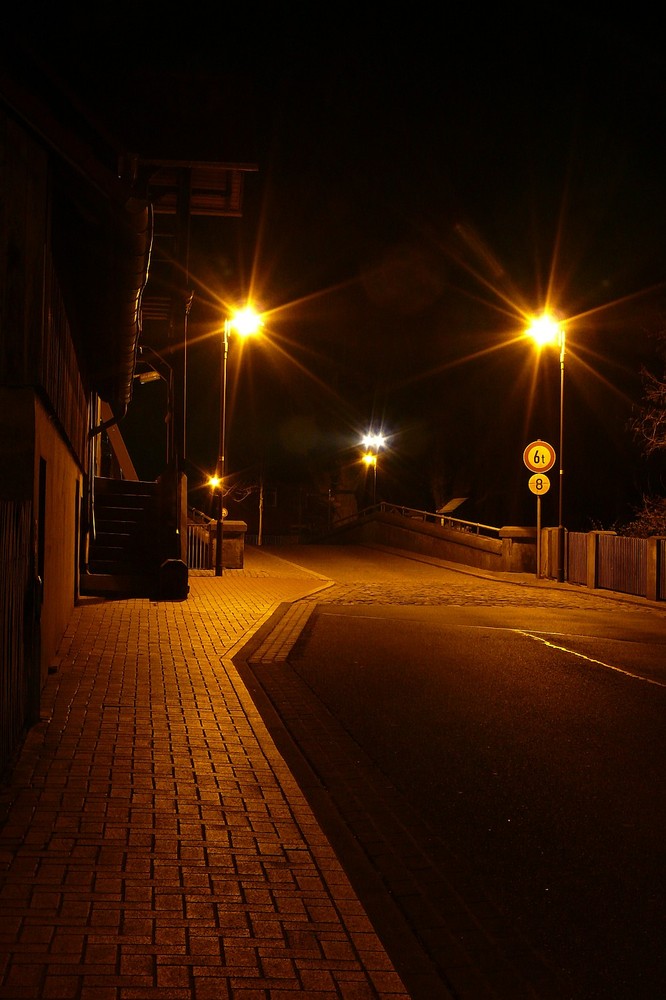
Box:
(524, 442), (555, 578)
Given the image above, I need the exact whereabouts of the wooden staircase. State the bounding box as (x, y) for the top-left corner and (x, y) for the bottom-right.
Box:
(81, 477), (161, 597)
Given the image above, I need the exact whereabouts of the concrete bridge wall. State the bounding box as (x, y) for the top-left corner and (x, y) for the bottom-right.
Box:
(329, 512), (536, 574)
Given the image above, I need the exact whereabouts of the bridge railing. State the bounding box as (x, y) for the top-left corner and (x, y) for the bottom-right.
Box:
(332, 502), (502, 538)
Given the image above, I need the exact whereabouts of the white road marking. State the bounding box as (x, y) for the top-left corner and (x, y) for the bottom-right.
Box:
(515, 631), (666, 688)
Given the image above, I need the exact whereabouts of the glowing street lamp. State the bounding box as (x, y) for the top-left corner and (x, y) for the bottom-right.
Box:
(361, 432), (387, 450)
(210, 305), (263, 576)
(526, 313), (566, 582)
(361, 432), (386, 505)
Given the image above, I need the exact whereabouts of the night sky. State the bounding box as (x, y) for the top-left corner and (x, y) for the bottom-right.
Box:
(15, 7), (666, 530)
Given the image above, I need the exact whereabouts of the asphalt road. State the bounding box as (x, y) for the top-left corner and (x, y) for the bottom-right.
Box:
(236, 544), (666, 1000)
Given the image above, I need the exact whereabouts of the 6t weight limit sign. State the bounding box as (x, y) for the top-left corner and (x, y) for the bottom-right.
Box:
(523, 440), (556, 473)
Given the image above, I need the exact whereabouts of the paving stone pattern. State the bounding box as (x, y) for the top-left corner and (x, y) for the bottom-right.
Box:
(0, 554), (410, 1000)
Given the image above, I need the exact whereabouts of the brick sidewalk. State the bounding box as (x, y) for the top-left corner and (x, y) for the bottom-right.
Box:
(0, 551), (411, 999)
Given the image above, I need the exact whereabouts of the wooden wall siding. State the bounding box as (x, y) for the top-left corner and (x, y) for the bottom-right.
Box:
(0, 499), (36, 776)
(41, 253), (88, 465)
(0, 114), (88, 467)
(0, 116), (47, 384)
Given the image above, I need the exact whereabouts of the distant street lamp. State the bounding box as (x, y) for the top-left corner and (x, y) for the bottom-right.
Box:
(361, 431), (386, 506)
(210, 306), (263, 576)
(526, 314), (566, 582)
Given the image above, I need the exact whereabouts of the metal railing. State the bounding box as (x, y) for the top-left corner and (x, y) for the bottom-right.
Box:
(330, 502), (501, 538)
(187, 509), (213, 570)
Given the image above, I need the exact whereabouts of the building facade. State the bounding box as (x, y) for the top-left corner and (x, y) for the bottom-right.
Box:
(0, 49), (256, 773)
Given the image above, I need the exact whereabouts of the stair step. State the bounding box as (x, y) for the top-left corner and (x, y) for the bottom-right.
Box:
(95, 477), (157, 493)
(88, 558), (150, 576)
(87, 477), (174, 598)
(80, 571), (157, 598)
(95, 518), (143, 538)
(94, 533), (132, 546)
(96, 504), (154, 517)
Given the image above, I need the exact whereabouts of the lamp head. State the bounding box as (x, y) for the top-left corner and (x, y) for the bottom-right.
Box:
(526, 314), (563, 349)
(135, 370), (162, 385)
(361, 432), (387, 450)
(228, 305), (263, 338)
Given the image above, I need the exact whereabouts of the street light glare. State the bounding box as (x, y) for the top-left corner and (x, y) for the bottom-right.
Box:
(361, 432), (386, 449)
(526, 314), (562, 348)
(229, 305), (263, 338)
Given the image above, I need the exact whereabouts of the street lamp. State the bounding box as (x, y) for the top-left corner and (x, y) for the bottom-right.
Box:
(526, 314), (566, 582)
(361, 432), (386, 506)
(362, 451), (377, 503)
(211, 305), (262, 576)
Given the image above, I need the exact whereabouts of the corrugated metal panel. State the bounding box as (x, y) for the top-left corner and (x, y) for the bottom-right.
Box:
(568, 532), (587, 585)
(597, 535), (647, 597)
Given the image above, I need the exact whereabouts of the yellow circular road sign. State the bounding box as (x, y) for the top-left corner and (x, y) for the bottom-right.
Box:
(528, 473), (551, 495)
(523, 440), (556, 473)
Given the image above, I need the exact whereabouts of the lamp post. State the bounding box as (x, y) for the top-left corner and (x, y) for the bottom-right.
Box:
(212, 306), (262, 576)
(362, 451), (377, 504)
(526, 314), (566, 582)
(361, 432), (386, 506)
